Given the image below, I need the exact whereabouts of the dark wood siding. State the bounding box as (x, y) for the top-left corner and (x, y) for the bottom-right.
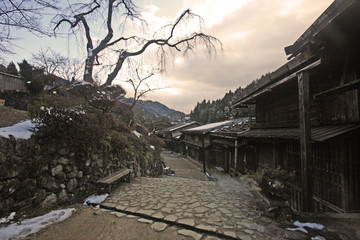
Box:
(254, 79), (322, 128)
(284, 135), (360, 213)
(255, 81), (299, 128)
(320, 89), (359, 123)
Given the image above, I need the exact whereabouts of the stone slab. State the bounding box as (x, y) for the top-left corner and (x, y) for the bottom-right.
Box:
(151, 222), (168, 232)
(177, 229), (202, 240)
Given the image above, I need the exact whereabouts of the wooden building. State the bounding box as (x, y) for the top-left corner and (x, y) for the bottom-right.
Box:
(232, 0), (360, 213)
(0, 72), (26, 91)
(156, 121), (201, 152)
(210, 119), (251, 175)
(181, 119), (246, 172)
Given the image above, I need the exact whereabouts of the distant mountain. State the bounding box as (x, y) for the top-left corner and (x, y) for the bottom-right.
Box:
(121, 98), (185, 121)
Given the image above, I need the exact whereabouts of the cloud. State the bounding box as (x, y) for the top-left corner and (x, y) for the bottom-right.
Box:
(143, 0), (333, 113)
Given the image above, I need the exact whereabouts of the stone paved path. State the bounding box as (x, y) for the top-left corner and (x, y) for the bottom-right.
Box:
(102, 152), (285, 240)
(162, 150), (208, 181)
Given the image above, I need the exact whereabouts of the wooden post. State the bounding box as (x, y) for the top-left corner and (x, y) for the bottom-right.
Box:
(234, 139), (238, 174)
(202, 134), (206, 173)
(298, 71), (313, 212)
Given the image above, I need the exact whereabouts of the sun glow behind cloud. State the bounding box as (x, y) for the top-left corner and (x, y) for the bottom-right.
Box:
(139, 0), (333, 113)
(182, 0), (251, 27)
(4, 0), (334, 114)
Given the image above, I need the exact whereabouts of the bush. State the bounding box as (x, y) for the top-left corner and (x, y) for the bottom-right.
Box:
(26, 76), (45, 95)
(28, 93), (163, 176)
(0, 91), (31, 110)
(28, 95), (112, 153)
(250, 166), (295, 200)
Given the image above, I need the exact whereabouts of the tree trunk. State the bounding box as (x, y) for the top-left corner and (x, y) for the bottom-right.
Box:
(104, 53), (127, 86)
(84, 56), (95, 83)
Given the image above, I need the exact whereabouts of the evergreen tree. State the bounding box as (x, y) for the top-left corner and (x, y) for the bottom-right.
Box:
(189, 87), (253, 123)
(18, 59), (34, 79)
(18, 59), (45, 95)
(6, 61), (18, 75)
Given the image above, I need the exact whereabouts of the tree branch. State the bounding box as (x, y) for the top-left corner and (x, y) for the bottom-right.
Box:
(53, 0), (100, 30)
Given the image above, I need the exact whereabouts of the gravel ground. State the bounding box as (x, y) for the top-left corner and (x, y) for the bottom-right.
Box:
(24, 204), (194, 240)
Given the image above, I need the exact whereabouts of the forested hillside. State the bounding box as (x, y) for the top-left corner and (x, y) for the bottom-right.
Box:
(189, 87), (253, 123)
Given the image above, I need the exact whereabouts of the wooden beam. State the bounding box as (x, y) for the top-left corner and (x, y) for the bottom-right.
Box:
(298, 70), (314, 212)
(201, 134), (206, 173)
(234, 139), (238, 173)
(313, 79), (360, 99)
(233, 59), (321, 107)
(284, 0), (356, 57)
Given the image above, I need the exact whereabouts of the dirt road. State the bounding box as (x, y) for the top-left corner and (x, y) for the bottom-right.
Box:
(25, 205), (193, 240)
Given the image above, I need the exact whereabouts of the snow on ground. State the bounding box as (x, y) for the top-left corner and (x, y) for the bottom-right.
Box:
(0, 212), (15, 224)
(83, 193), (109, 206)
(150, 145), (155, 150)
(132, 130), (141, 138)
(287, 220), (325, 233)
(0, 120), (34, 139)
(0, 208), (75, 240)
(311, 236), (326, 240)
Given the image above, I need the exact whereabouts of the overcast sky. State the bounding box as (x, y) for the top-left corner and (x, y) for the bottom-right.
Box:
(4, 0), (333, 113)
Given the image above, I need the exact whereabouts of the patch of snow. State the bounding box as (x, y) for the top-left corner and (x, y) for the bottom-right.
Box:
(287, 226), (309, 233)
(294, 221), (325, 230)
(105, 85), (118, 89)
(0, 120), (34, 139)
(133, 130), (141, 138)
(150, 145), (155, 150)
(83, 193), (109, 206)
(0, 212), (15, 224)
(88, 48), (93, 57)
(287, 221), (325, 234)
(311, 236), (326, 240)
(0, 208), (75, 240)
(191, 120), (234, 132)
(73, 81), (92, 87)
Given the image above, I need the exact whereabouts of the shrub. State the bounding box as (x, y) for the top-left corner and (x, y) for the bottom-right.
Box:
(67, 82), (126, 113)
(26, 76), (45, 95)
(28, 93), (163, 176)
(28, 95), (113, 154)
(111, 102), (134, 126)
(250, 166), (296, 200)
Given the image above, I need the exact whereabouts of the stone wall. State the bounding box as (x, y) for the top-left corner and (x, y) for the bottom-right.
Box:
(0, 136), (160, 217)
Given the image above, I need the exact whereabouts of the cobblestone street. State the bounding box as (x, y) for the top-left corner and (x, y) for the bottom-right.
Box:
(102, 151), (284, 239)
(21, 151), (360, 240)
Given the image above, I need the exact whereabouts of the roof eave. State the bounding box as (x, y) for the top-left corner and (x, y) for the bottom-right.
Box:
(285, 0), (357, 58)
(233, 56), (321, 107)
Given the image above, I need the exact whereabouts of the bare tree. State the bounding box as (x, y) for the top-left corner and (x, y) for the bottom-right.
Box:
(62, 58), (83, 82)
(127, 67), (165, 107)
(0, 0), (59, 53)
(54, 0), (222, 86)
(32, 48), (83, 81)
(32, 48), (67, 75)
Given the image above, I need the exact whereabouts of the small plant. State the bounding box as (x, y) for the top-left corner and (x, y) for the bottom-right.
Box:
(250, 166), (295, 200)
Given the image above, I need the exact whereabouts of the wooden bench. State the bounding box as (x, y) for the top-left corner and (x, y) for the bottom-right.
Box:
(95, 168), (133, 192)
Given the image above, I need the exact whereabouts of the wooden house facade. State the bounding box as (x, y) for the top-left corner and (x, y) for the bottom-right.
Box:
(181, 119), (247, 172)
(233, 0), (360, 213)
(210, 119), (252, 175)
(0, 72), (26, 91)
(156, 121), (201, 152)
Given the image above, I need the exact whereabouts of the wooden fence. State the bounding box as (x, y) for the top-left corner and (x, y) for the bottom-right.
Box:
(0, 72), (26, 91)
